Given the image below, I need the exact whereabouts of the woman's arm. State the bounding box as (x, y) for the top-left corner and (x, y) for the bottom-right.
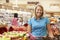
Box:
(27, 25), (31, 33)
(47, 24), (54, 38)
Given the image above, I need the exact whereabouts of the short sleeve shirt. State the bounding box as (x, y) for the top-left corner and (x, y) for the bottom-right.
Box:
(28, 17), (50, 37)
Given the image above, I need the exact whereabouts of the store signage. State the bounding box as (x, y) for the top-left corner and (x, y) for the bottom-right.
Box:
(27, 2), (39, 5)
(6, 0), (9, 3)
(50, 4), (60, 6)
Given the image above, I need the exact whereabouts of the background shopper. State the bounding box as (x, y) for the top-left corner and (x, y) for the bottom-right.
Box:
(12, 13), (18, 26)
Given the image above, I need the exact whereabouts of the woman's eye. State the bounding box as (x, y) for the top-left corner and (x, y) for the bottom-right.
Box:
(37, 9), (40, 11)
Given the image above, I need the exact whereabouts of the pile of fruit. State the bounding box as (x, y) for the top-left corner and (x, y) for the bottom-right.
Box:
(0, 21), (7, 28)
(0, 34), (10, 40)
(0, 31), (29, 40)
(49, 17), (57, 24)
(0, 36), (10, 40)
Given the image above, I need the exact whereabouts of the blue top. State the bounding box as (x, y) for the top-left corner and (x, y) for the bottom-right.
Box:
(28, 17), (50, 37)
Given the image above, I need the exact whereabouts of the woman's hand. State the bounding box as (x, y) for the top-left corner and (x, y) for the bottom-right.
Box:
(49, 34), (54, 39)
(27, 25), (31, 33)
(47, 24), (54, 39)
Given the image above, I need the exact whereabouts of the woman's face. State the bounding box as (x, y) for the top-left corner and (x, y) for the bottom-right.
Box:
(35, 6), (43, 17)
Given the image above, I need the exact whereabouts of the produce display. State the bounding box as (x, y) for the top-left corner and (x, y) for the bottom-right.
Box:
(0, 36), (10, 40)
(0, 31), (29, 40)
(49, 17), (57, 24)
(0, 21), (7, 28)
(0, 22), (7, 34)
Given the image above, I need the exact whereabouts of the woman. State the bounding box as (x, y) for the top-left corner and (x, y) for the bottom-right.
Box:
(11, 13), (18, 31)
(27, 5), (54, 40)
(12, 13), (18, 26)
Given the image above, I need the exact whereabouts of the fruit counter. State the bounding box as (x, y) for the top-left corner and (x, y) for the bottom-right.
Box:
(0, 31), (29, 40)
(0, 23), (27, 34)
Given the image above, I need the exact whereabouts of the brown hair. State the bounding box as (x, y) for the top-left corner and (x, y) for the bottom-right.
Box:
(35, 5), (44, 17)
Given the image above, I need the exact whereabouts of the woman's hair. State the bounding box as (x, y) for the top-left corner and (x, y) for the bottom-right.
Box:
(14, 13), (18, 18)
(19, 17), (23, 21)
(35, 5), (44, 17)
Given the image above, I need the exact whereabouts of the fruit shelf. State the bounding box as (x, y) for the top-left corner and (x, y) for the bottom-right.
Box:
(0, 31), (29, 40)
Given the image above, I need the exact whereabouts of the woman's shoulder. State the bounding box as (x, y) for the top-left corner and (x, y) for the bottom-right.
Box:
(12, 18), (18, 21)
(28, 17), (35, 22)
(12, 18), (17, 19)
(44, 17), (50, 23)
(42, 17), (50, 22)
(43, 17), (49, 20)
